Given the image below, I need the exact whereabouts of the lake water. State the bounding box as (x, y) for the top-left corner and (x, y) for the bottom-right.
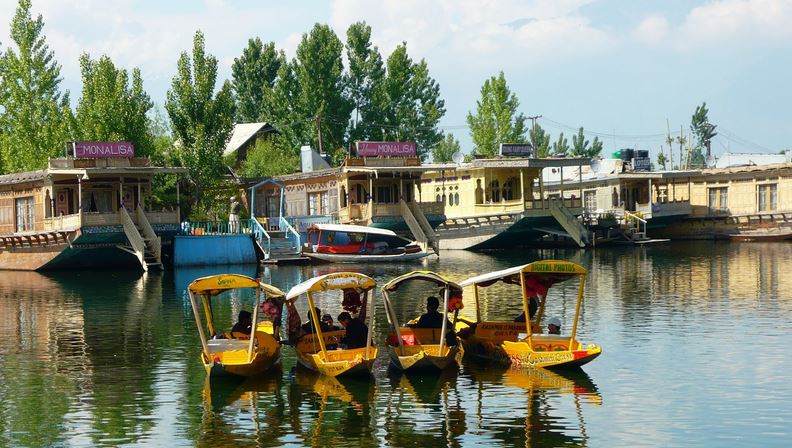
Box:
(1, 242), (790, 447)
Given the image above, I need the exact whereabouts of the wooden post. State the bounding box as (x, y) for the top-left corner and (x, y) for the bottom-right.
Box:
(248, 286), (261, 362)
(569, 273), (586, 349)
(519, 169), (525, 209)
(439, 286), (450, 354)
(384, 292), (404, 355)
(306, 292), (327, 356)
(77, 176), (83, 212)
(176, 177), (181, 222)
(365, 290), (375, 359)
(188, 291), (211, 362)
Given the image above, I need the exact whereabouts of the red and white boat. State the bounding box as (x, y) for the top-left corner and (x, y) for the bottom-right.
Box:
(303, 223), (431, 263)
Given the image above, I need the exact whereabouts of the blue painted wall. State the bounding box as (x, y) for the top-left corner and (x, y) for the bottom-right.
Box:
(173, 235), (257, 267)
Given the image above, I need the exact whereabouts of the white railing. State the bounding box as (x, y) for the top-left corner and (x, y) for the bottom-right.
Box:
(250, 218), (272, 260)
(279, 216), (301, 255)
(119, 207), (146, 270)
(623, 210), (648, 238)
(43, 213), (82, 231)
(136, 206), (161, 264)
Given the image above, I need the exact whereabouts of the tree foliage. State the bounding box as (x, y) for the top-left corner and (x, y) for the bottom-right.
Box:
(292, 24), (351, 164)
(239, 138), (298, 178)
(0, 0), (71, 173)
(657, 149), (667, 170)
(74, 54), (154, 156)
(690, 101), (715, 168)
(345, 21), (385, 144)
(432, 132), (461, 162)
(231, 38), (284, 123)
(552, 132), (569, 155)
(569, 127), (603, 158)
(529, 124), (551, 158)
(165, 30), (235, 213)
(466, 71), (527, 158)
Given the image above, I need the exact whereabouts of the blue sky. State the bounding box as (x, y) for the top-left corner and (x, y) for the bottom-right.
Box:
(1, 0), (789, 159)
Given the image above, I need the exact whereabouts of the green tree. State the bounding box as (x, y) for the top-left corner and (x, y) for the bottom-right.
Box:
(529, 124), (551, 158)
(231, 38), (284, 123)
(239, 138), (298, 178)
(377, 43), (445, 160)
(0, 0), (71, 173)
(74, 54), (154, 156)
(165, 30), (235, 214)
(590, 136), (603, 157)
(432, 132), (461, 162)
(657, 149), (667, 170)
(345, 21), (385, 144)
(552, 132), (569, 155)
(690, 101), (716, 168)
(466, 71), (527, 158)
(569, 127), (603, 158)
(292, 24), (351, 164)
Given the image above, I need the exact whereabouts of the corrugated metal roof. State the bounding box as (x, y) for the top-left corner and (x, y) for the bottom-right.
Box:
(223, 122), (273, 156)
(702, 162), (792, 175)
(0, 170), (48, 185)
(714, 152), (791, 169)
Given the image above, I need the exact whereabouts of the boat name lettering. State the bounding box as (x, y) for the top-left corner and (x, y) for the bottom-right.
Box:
(532, 263), (575, 273)
(322, 276), (364, 288)
(217, 277), (236, 287)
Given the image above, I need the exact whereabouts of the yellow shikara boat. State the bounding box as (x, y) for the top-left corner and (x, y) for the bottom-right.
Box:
(458, 260), (601, 369)
(187, 274), (285, 377)
(285, 272), (378, 378)
(382, 271), (463, 372)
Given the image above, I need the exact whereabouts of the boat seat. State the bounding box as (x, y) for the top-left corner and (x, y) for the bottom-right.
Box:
(207, 339), (249, 354)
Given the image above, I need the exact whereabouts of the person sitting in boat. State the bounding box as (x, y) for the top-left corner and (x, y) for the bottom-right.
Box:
(337, 312), (368, 349)
(321, 314), (340, 331)
(411, 296), (457, 346)
(229, 310), (253, 338)
(302, 307), (331, 334)
(547, 316), (562, 335)
(514, 296), (540, 323)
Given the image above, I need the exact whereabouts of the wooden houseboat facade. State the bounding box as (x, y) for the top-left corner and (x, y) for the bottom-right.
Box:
(0, 157), (185, 271)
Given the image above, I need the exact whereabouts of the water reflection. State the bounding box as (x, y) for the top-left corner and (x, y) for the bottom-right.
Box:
(1, 242), (792, 446)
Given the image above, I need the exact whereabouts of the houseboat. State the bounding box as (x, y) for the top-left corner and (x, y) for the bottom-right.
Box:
(418, 155), (591, 250)
(0, 147), (185, 271)
(247, 144), (451, 260)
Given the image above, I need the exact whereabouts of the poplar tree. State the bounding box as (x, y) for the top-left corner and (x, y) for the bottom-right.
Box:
(552, 132), (570, 155)
(165, 30), (235, 212)
(74, 54), (154, 156)
(529, 124), (551, 158)
(466, 72), (527, 158)
(378, 43), (445, 160)
(0, 0), (71, 173)
(231, 38), (284, 123)
(432, 132), (461, 162)
(570, 127), (603, 158)
(345, 21), (385, 144)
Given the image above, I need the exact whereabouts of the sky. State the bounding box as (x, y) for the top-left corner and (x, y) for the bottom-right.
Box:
(1, 0), (790, 160)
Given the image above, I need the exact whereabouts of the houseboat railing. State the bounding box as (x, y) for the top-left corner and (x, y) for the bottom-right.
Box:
(136, 205), (161, 262)
(181, 220), (252, 235)
(279, 216), (301, 250)
(249, 218), (271, 259)
(623, 210), (647, 235)
(119, 206), (146, 268)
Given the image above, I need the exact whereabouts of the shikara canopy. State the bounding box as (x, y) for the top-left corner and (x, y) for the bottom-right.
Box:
(286, 272), (377, 301)
(382, 271), (462, 293)
(459, 261), (586, 294)
(188, 274), (286, 298)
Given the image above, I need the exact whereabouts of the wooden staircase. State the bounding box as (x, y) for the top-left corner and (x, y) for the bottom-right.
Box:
(399, 200), (438, 254)
(118, 206), (163, 271)
(548, 198), (591, 248)
(250, 219), (306, 264)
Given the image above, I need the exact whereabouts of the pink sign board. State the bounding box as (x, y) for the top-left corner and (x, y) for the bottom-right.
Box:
(357, 141), (416, 157)
(74, 141), (135, 158)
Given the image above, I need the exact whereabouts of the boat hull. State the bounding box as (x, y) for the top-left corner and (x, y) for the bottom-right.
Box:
(303, 251), (431, 263)
(462, 334), (601, 369)
(203, 332), (282, 378)
(728, 230), (792, 242)
(296, 347), (377, 378)
(387, 344), (462, 372)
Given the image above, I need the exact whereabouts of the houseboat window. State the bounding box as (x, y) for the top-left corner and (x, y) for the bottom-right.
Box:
(503, 177), (519, 201)
(319, 191), (330, 214)
(327, 189), (338, 213)
(376, 186), (392, 203)
(436, 194), (442, 203)
(83, 190), (113, 213)
(475, 179), (484, 204)
(15, 197), (34, 232)
(584, 191), (597, 212)
(707, 187), (728, 214)
(308, 192), (320, 215)
(340, 186), (347, 208)
(454, 192), (460, 206)
(489, 180), (501, 202)
(758, 184), (777, 212)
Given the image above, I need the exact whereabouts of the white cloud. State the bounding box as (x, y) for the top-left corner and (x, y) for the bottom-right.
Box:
(633, 14), (670, 45)
(330, 0), (613, 67)
(631, 0), (792, 51)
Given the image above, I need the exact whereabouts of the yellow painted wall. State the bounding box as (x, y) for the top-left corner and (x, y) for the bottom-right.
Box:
(688, 166), (792, 216)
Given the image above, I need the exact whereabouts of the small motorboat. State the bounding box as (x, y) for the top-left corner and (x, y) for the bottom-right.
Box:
(457, 260), (601, 370)
(187, 274), (286, 377)
(303, 223), (431, 263)
(382, 271), (464, 372)
(727, 228), (792, 242)
(285, 272), (378, 378)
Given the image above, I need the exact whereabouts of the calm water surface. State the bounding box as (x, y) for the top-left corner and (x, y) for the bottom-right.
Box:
(1, 242), (790, 447)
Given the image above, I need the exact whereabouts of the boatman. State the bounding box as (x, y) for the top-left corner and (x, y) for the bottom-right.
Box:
(229, 196), (241, 233)
(337, 312), (368, 349)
